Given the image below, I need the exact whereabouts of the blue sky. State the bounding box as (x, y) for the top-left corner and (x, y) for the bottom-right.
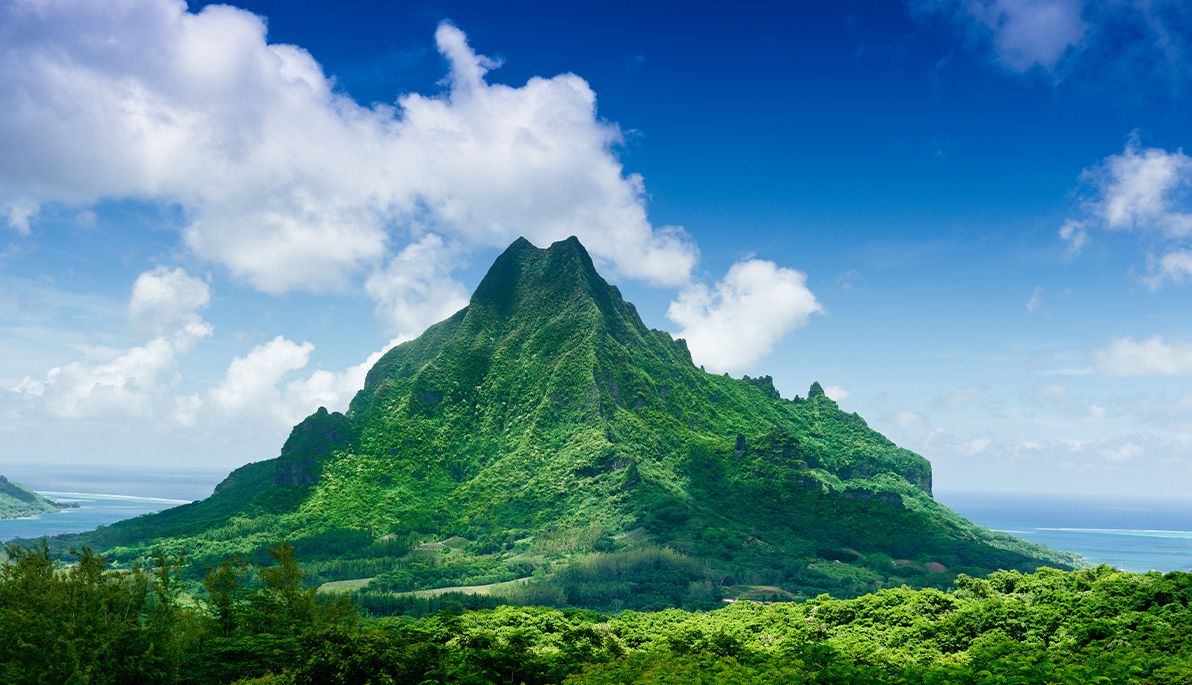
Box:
(2, 0), (1191, 497)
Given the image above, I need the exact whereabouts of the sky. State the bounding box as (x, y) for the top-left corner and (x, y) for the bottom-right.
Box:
(2, 0), (1191, 497)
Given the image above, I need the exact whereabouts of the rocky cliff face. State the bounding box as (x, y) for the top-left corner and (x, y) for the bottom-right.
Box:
(274, 407), (353, 487)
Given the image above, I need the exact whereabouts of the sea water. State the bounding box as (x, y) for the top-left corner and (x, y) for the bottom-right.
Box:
(0, 461), (223, 544)
(936, 490), (1192, 574)
(0, 492), (189, 543)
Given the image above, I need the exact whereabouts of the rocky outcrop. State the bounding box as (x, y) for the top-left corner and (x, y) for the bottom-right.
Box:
(274, 406), (351, 487)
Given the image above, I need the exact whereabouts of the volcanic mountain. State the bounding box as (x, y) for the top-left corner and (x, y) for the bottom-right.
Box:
(67, 237), (1077, 606)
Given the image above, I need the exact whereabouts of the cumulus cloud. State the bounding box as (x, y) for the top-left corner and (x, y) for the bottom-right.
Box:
(666, 259), (822, 373)
(911, 0), (1190, 85)
(177, 335), (393, 428)
(177, 336), (311, 425)
(1062, 135), (1192, 287)
(0, 0), (697, 313)
(11, 266), (213, 419)
(129, 267), (210, 335)
(1093, 335), (1192, 376)
(11, 319), (212, 420)
(364, 234), (469, 340)
(1083, 135), (1192, 237)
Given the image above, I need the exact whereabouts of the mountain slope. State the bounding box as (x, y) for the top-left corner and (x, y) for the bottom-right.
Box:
(59, 237), (1080, 604)
(0, 476), (69, 519)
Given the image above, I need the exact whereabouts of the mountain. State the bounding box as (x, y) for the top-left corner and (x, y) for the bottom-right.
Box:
(0, 476), (72, 519)
(58, 237), (1079, 608)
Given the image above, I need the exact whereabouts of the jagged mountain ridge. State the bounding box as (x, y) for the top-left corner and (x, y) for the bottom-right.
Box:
(63, 236), (1077, 601)
(275, 236), (932, 531)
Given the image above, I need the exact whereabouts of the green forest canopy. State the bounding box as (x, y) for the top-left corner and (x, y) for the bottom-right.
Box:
(2, 540), (1189, 685)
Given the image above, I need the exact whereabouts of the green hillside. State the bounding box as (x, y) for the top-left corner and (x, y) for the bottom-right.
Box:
(55, 237), (1080, 607)
(0, 476), (70, 519)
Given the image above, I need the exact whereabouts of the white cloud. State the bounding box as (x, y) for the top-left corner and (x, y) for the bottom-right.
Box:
(129, 267), (210, 335)
(836, 270), (865, 290)
(1083, 135), (1192, 238)
(283, 354), (377, 417)
(1146, 249), (1192, 289)
(11, 319), (211, 419)
(887, 410), (928, 429)
(969, 0), (1088, 72)
(911, 0), (1088, 73)
(364, 234), (469, 341)
(10, 266), (214, 419)
(666, 259), (822, 373)
(4, 197), (38, 235)
(204, 336), (314, 418)
(823, 385), (851, 402)
(177, 335), (392, 427)
(1058, 219), (1088, 254)
(923, 427), (993, 456)
(933, 383), (985, 409)
(4, 263), (372, 429)
(1093, 335), (1192, 376)
(0, 1), (697, 307)
(1031, 376), (1068, 402)
(2, 2), (823, 435)
(911, 0), (1190, 86)
(1063, 136), (1192, 287)
(1099, 441), (1142, 462)
(1025, 286), (1043, 312)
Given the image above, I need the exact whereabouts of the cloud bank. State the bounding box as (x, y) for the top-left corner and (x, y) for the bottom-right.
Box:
(0, 0), (696, 334)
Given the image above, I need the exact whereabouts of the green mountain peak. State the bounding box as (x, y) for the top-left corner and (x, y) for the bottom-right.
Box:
(61, 236), (1080, 607)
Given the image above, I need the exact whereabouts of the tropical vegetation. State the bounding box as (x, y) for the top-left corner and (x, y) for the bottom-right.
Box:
(2, 540), (1188, 684)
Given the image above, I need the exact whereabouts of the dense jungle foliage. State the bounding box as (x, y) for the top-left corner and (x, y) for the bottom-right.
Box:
(3, 540), (1190, 685)
(43, 237), (1077, 605)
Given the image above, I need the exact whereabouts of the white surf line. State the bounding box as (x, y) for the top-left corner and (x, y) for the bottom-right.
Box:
(36, 491), (191, 504)
(1037, 527), (1192, 539)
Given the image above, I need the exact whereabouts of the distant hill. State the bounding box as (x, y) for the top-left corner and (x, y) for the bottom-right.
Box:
(0, 476), (72, 519)
(56, 237), (1081, 608)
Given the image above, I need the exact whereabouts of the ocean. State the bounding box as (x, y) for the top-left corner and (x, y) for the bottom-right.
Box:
(936, 490), (1192, 574)
(0, 462), (223, 544)
(0, 492), (190, 543)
